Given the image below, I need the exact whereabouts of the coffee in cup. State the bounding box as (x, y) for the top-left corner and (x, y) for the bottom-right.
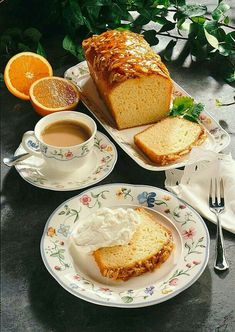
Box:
(21, 111), (97, 173)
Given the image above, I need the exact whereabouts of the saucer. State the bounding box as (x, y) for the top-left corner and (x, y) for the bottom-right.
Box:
(14, 131), (117, 191)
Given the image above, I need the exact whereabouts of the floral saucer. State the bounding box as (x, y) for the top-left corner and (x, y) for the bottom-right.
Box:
(41, 183), (209, 307)
(14, 131), (117, 191)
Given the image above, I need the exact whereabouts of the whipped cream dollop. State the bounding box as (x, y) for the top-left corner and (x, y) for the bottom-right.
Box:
(72, 207), (140, 252)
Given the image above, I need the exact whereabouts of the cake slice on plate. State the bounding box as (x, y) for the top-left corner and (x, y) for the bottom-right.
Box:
(134, 116), (207, 165)
(93, 207), (174, 281)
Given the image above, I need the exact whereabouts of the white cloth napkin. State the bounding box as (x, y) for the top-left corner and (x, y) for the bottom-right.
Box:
(165, 147), (235, 234)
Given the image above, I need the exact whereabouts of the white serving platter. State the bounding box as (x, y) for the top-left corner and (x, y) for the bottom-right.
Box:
(65, 61), (230, 171)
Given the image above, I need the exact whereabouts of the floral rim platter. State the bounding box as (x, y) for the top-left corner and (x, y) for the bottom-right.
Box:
(65, 61), (230, 171)
(41, 183), (210, 308)
(14, 131), (117, 191)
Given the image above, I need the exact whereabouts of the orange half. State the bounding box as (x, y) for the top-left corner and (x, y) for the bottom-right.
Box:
(29, 76), (79, 116)
(4, 52), (53, 100)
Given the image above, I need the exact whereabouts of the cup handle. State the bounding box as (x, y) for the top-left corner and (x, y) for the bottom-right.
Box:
(21, 131), (42, 157)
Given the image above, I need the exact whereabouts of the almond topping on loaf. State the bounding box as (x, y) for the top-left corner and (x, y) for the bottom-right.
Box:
(93, 207), (174, 281)
(82, 30), (173, 129)
(83, 30), (170, 84)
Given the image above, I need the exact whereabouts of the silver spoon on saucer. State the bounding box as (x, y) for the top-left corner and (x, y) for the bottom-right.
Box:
(3, 153), (31, 167)
(3, 137), (41, 167)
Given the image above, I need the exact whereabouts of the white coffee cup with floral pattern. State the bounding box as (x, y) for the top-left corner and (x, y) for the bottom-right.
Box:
(21, 111), (97, 173)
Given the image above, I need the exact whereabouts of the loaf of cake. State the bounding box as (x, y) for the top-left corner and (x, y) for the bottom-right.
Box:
(134, 117), (207, 165)
(82, 30), (173, 129)
(93, 207), (174, 281)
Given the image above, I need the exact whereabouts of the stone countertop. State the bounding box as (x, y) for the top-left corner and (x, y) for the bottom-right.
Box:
(1, 25), (235, 332)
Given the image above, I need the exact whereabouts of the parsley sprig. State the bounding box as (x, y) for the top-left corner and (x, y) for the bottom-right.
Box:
(169, 96), (204, 123)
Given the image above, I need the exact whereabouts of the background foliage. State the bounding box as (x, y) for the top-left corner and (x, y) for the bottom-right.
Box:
(0, 0), (234, 83)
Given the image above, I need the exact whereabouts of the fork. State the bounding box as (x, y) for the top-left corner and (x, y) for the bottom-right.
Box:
(209, 178), (229, 271)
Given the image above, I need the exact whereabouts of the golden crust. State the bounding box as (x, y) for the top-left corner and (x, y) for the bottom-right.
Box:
(134, 118), (207, 165)
(93, 207), (174, 281)
(93, 240), (174, 281)
(82, 30), (171, 87)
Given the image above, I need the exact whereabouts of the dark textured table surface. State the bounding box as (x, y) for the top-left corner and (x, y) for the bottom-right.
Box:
(1, 26), (235, 332)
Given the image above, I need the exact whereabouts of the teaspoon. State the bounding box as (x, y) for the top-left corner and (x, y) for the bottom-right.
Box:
(3, 153), (30, 167)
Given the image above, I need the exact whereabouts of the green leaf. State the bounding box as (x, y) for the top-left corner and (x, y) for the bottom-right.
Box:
(24, 28), (42, 43)
(224, 16), (230, 25)
(151, 0), (170, 8)
(170, 0), (185, 6)
(5, 28), (22, 39)
(180, 4), (207, 17)
(212, 1), (230, 21)
(82, 16), (94, 32)
(134, 7), (162, 26)
(143, 30), (159, 46)
(225, 31), (235, 46)
(191, 16), (206, 25)
(163, 39), (177, 61)
(116, 25), (131, 31)
(154, 16), (171, 25)
(215, 99), (223, 107)
(37, 42), (46, 57)
(69, 0), (84, 25)
(204, 29), (219, 49)
(173, 96), (194, 110)
(111, 3), (133, 22)
(17, 42), (31, 52)
(62, 35), (76, 57)
(169, 96), (204, 122)
(203, 20), (219, 37)
(133, 14), (150, 26)
(59, 211), (65, 215)
(177, 17), (186, 30)
(121, 296), (133, 303)
(225, 70), (235, 83)
(86, 5), (101, 19)
(159, 21), (175, 33)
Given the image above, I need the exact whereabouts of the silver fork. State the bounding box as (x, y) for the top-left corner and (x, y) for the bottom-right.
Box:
(209, 178), (229, 271)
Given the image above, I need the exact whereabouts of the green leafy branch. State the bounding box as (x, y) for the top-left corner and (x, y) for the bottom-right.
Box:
(216, 95), (235, 107)
(1, 0), (234, 82)
(0, 27), (46, 64)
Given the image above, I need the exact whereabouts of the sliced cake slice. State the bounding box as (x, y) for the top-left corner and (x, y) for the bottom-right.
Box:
(134, 116), (207, 165)
(93, 207), (174, 281)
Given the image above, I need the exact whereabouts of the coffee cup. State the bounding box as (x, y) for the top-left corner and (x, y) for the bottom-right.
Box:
(21, 111), (97, 173)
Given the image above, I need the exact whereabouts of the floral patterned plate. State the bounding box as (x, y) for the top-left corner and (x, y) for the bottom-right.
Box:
(65, 61), (230, 171)
(41, 183), (209, 307)
(14, 131), (117, 191)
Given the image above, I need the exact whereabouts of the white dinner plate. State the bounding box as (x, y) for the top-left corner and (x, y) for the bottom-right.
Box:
(41, 183), (209, 307)
(65, 61), (230, 171)
(14, 131), (117, 191)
